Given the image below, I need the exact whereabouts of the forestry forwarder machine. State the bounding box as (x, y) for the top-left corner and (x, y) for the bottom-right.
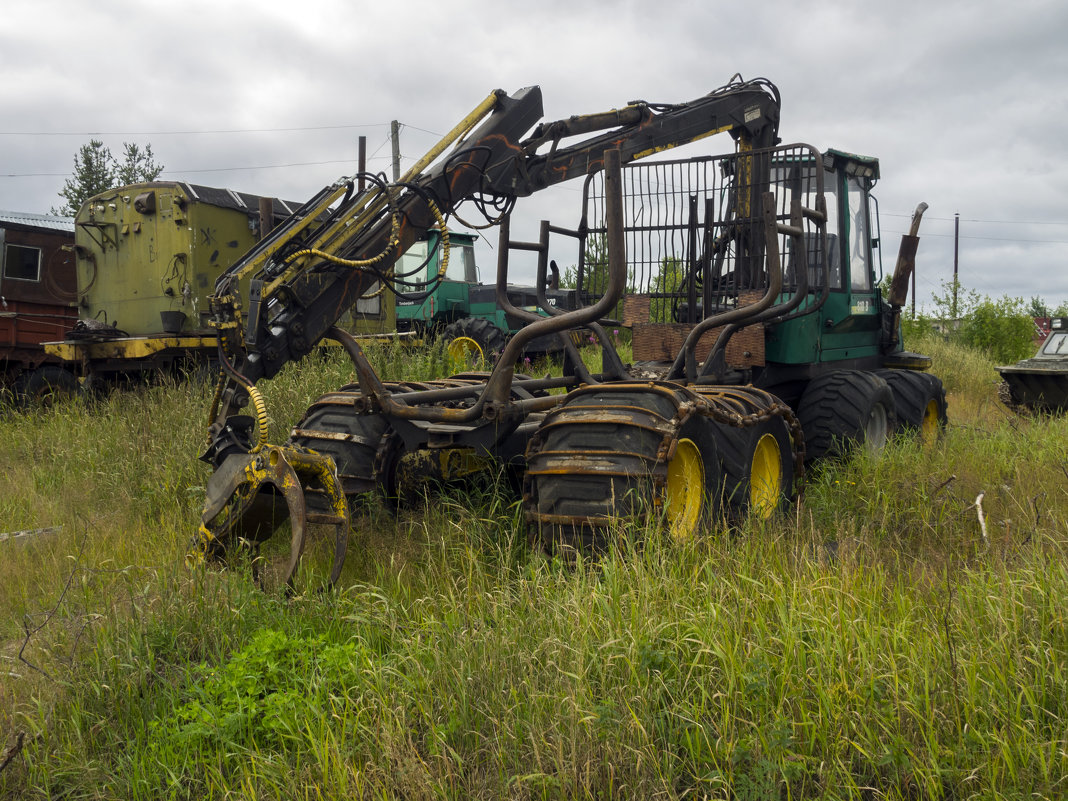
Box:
(194, 77), (946, 587)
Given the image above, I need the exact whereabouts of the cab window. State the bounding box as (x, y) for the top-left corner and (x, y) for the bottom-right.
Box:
(445, 242), (476, 282)
(1041, 332), (1068, 356)
(846, 176), (872, 292)
(395, 241), (430, 285)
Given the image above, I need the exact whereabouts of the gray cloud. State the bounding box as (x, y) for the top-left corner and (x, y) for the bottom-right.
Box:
(1, 0), (1065, 305)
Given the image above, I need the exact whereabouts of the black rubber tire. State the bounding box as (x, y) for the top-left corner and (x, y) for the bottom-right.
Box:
(796, 370), (897, 462)
(14, 366), (81, 407)
(710, 414), (795, 522)
(288, 399), (400, 513)
(876, 369), (947, 444)
(525, 388), (720, 555)
(441, 317), (508, 364)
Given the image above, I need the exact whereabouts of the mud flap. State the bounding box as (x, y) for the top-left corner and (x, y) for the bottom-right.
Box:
(193, 446), (349, 589)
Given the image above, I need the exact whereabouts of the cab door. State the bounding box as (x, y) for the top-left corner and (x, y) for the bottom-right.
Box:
(817, 160), (881, 362)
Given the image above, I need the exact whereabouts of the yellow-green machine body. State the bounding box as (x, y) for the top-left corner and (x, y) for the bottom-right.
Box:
(46, 182), (394, 385)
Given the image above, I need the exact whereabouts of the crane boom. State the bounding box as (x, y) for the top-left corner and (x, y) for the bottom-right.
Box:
(207, 79), (780, 389)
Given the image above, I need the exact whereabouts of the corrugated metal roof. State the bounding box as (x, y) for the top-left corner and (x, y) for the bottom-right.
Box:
(178, 183), (300, 218)
(0, 210), (76, 232)
(79, 182), (305, 222)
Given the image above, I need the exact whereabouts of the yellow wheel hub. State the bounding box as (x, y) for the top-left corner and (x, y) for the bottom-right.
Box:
(749, 433), (782, 520)
(447, 336), (484, 364)
(666, 437), (704, 540)
(920, 399), (940, 446)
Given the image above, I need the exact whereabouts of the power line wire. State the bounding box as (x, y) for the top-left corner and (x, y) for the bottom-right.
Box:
(884, 228), (1068, 245)
(399, 124), (444, 137)
(160, 156), (391, 176)
(0, 123), (391, 136)
(2, 154), (393, 179)
(883, 211), (1068, 226)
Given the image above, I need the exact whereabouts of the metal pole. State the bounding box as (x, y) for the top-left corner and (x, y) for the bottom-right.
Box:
(357, 135), (366, 193)
(953, 212), (960, 318)
(911, 265), (916, 319)
(390, 120), (401, 183)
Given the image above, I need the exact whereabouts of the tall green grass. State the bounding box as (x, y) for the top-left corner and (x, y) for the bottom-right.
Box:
(1, 337), (1066, 799)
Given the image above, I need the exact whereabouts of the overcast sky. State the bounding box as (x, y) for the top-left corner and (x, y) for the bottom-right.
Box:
(2, 0), (1065, 309)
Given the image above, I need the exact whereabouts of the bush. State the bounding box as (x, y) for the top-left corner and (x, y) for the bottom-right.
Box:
(928, 279), (1036, 364)
(959, 295), (1035, 364)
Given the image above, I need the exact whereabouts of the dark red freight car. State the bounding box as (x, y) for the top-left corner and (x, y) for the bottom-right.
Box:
(0, 211), (78, 402)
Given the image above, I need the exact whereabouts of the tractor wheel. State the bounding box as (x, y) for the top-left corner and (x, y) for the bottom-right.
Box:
(15, 366), (81, 407)
(289, 396), (401, 509)
(797, 370), (897, 462)
(441, 317), (508, 365)
(525, 388), (720, 555)
(711, 415), (795, 522)
(877, 369), (947, 446)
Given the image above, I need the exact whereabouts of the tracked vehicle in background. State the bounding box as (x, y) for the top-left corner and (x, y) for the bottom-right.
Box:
(194, 78), (945, 586)
(997, 316), (1068, 413)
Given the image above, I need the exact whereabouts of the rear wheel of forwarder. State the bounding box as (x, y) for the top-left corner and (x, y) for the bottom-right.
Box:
(796, 370), (897, 462)
(876, 369), (947, 446)
(15, 365), (81, 408)
(711, 414), (795, 523)
(441, 317), (508, 366)
(524, 387), (720, 556)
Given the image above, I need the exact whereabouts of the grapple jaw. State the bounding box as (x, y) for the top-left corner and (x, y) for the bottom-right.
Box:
(192, 445), (349, 589)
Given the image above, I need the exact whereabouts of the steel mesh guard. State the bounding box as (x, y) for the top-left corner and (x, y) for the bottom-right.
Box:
(576, 144), (827, 326)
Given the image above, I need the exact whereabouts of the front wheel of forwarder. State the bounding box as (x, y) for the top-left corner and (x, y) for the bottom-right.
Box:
(524, 386), (721, 556)
(877, 369), (947, 446)
(797, 370), (897, 462)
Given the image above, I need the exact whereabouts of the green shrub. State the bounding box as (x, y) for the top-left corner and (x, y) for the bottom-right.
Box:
(928, 279), (1036, 364)
(959, 295), (1035, 364)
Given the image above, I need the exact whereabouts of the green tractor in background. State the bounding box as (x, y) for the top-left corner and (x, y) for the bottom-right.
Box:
(394, 230), (581, 363)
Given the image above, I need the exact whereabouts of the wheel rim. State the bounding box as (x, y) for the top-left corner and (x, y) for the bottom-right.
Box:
(920, 399), (940, 445)
(749, 432), (782, 520)
(447, 336), (484, 364)
(863, 403), (889, 454)
(666, 437), (704, 540)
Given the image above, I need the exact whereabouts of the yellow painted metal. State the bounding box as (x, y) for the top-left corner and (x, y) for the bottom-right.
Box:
(400, 92), (501, 183)
(43, 335), (217, 361)
(194, 444), (350, 589)
(749, 432), (782, 520)
(920, 399), (940, 446)
(632, 123), (734, 160)
(74, 181), (395, 359)
(43, 329), (391, 362)
(231, 182), (351, 288)
(75, 183), (261, 337)
(447, 335), (485, 364)
(262, 94), (498, 300)
(665, 437), (704, 540)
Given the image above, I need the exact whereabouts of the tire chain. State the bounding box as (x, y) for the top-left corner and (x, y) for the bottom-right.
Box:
(682, 385), (806, 483)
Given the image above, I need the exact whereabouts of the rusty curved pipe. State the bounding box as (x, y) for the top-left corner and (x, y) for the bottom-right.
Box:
(326, 149), (629, 425)
(668, 191), (783, 380)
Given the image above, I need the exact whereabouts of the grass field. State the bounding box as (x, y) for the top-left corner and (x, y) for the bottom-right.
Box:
(1, 334), (1066, 799)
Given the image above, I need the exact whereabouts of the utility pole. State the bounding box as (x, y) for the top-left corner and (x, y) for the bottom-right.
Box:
(390, 120), (401, 183)
(952, 212), (960, 318)
(357, 135), (366, 192)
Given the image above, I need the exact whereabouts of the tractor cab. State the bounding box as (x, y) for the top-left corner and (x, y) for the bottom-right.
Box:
(765, 149), (884, 366)
(395, 230), (478, 288)
(394, 231), (479, 333)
